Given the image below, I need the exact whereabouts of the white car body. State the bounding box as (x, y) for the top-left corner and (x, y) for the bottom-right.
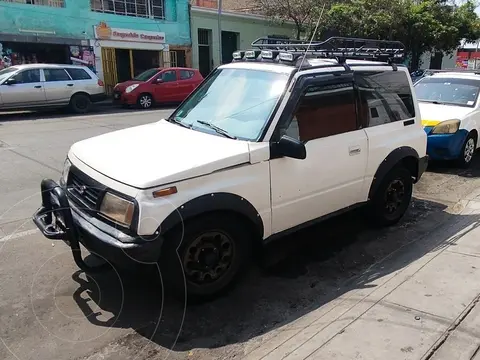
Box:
(67, 60), (427, 239)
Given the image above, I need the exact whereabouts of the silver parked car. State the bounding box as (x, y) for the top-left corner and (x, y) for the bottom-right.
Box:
(0, 64), (106, 114)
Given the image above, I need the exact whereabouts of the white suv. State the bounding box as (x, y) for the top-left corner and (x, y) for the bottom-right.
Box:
(33, 37), (428, 300)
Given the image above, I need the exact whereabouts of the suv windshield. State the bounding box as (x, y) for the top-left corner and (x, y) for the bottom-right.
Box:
(0, 67), (18, 82)
(170, 68), (289, 140)
(133, 68), (159, 81)
(414, 77), (480, 107)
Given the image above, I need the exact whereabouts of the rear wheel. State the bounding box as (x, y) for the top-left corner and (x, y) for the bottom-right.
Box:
(456, 133), (476, 168)
(69, 93), (92, 114)
(137, 93), (153, 109)
(369, 166), (413, 227)
(161, 214), (251, 302)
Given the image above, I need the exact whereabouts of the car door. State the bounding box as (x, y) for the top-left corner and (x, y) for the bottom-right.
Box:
(177, 69), (196, 100)
(43, 68), (75, 105)
(269, 73), (369, 234)
(152, 69), (179, 103)
(0, 68), (46, 108)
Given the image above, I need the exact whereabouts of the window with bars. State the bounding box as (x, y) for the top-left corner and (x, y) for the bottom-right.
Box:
(0, 0), (65, 7)
(91, 0), (165, 20)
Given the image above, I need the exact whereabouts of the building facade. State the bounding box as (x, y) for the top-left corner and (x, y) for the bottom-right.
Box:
(0, 0), (191, 94)
(190, 3), (295, 76)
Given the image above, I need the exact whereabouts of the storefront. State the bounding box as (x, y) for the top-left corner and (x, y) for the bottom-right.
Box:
(0, 33), (95, 71)
(92, 21), (190, 95)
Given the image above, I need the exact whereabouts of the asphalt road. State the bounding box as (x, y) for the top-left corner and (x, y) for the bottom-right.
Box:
(1, 108), (480, 360)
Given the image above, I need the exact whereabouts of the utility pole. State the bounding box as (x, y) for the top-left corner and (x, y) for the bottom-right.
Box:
(475, 39), (479, 70)
(217, 0), (222, 66)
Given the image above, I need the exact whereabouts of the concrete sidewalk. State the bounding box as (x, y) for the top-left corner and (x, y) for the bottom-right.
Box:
(242, 198), (480, 360)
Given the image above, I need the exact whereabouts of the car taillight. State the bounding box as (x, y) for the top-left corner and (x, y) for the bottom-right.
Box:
(98, 79), (104, 87)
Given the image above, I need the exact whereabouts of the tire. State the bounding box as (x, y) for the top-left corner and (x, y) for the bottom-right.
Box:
(161, 213), (252, 302)
(137, 93), (153, 109)
(69, 93), (92, 114)
(368, 166), (413, 227)
(456, 133), (476, 168)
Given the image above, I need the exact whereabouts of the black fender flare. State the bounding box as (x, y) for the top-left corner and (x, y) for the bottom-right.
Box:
(368, 146), (419, 200)
(158, 192), (264, 238)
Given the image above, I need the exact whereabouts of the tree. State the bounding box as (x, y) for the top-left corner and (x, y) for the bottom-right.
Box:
(321, 0), (480, 70)
(256, 0), (324, 39)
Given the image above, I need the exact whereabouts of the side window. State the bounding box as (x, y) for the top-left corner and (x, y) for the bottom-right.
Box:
(65, 68), (91, 80)
(11, 69), (41, 84)
(179, 70), (194, 80)
(283, 81), (358, 142)
(44, 69), (71, 82)
(355, 71), (415, 128)
(160, 70), (177, 83)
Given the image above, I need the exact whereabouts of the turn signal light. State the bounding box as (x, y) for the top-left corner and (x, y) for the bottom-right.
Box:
(152, 186), (177, 198)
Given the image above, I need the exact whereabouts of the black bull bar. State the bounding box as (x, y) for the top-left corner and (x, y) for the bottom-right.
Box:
(32, 178), (109, 273)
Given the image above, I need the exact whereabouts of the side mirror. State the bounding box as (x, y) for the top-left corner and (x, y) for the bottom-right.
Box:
(155, 78), (163, 84)
(4, 78), (16, 85)
(272, 135), (306, 160)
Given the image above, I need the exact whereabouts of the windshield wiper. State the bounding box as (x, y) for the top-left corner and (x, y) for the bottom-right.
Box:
(167, 117), (192, 129)
(196, 120), (237, 139)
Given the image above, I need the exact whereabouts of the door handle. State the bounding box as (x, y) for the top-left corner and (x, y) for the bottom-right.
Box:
(34, 85), (42, 89)
(66, 84), (74, 87)
(349, 146), (361, 155)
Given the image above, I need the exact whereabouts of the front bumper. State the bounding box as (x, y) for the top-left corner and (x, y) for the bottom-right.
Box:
(32, 179), (163, 271)
(113, 91), (137, 105)
(424, 128), (469, 160)
(417, 155), (429, 182)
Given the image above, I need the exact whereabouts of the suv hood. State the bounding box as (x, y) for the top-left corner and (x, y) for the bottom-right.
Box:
(69, 120), (251, 189)
(418, 102), (473, 124)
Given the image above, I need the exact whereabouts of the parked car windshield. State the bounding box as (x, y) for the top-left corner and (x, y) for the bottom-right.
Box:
(170, 68), (290, 140)
(133, 68), (159, 81)
(414, 77), (480, 107)
(0, 67), (18, 82)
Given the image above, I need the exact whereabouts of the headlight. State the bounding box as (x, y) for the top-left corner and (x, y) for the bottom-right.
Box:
(60, 158), (71, 186)
(125, 84), (139, 93)
(431, 119), (461, 134)
(99, 192), (135, 227)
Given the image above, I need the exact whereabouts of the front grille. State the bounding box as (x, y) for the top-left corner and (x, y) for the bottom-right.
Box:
(67, 168), (105, 210)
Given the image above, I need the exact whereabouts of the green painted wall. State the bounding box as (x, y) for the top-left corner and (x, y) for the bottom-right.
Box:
(191, 9), (295, 70)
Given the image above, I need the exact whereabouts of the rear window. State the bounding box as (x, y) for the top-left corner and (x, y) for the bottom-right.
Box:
(414, 77), (480, 107)
(180, 70), (195, 80)
(65, 68), (92, 80)
(355, 71), (415, 128)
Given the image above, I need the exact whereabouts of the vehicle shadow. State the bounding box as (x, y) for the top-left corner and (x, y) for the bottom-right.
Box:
(426, 151), (480, 178)
(70, 197), (479, 355)
(0, 103), (175, 123)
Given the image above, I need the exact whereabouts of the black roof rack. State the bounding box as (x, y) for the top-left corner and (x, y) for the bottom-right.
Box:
(231, 36), (406, 69)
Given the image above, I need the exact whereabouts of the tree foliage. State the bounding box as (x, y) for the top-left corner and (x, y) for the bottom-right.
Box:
(257, 0), (480, 69)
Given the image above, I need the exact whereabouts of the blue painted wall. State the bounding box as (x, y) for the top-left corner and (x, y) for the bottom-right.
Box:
(0, 0), (191, 45)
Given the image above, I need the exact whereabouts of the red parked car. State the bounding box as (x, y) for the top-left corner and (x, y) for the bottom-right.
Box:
(113, 67), (203, 109)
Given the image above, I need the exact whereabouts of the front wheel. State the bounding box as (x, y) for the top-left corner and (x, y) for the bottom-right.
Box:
(161, 214), (251, 301)
(456, 133), (476, 168)
(369, 166), (413, 227)
(137, 93), (153, 109)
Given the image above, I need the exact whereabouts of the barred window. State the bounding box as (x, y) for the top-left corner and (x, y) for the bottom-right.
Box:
(0, 0), (65, 7)
(91, 0), (165, 19)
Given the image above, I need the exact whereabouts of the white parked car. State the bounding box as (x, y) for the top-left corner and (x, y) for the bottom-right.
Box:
(0, 64), (105, 113)
(33, 37), (428, 300)
(414, 71), (480, 167)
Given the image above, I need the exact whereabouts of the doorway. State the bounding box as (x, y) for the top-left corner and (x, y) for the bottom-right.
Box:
(115, 49), (131, 83)
(198, 28), (212, 77)
(221, 31), (239, 64)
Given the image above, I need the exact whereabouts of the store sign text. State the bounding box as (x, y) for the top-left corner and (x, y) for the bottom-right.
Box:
(95, 23), (165, 44)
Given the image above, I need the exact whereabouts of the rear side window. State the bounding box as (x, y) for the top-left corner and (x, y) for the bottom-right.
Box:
(179, 70), (195, 80)
(355, 71), (415, 128)
(44, 69), (71, 82)
(65, 68), (92, 80)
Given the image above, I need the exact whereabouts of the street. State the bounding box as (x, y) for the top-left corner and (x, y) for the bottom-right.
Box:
(1, 108), (480, 360)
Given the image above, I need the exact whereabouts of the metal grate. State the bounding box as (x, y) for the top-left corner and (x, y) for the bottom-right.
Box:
(0, 0), (65, 7)
(67, 169), (105, 211)
(198, 28), (210, 46)
(91, 0), (164, 19)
